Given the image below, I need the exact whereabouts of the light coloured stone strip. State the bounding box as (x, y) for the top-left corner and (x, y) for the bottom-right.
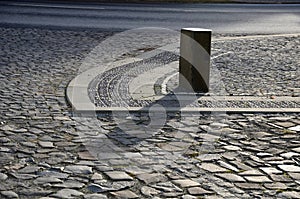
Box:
(214, 33), (300, 42)
(139, 95), (300, 102)
(129, 61), (178, 100)
(162, 72), (179, 95)
(87, 107), (300, 113)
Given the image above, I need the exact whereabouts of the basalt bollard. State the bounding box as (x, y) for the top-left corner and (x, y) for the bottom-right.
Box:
(179, 28), (212, 93)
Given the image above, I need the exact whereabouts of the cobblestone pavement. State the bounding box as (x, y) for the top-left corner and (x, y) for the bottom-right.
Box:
(1, 27), (300, 199)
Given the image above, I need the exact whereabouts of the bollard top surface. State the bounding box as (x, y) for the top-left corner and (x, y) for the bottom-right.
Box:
(182, 28), (212, 32)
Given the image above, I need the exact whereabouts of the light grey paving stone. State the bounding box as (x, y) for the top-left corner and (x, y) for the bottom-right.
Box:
(161, 191), (183, 197)
(239, 170), (264, 176)
(181, 195), (197, 199)
(289, 125), (300, 132)
(38, 141), (54, 148)
(157, 143), (186, 152)
(223, 145), (242, 151)
(10, 173), (37, 180)
(269, 160), (295, 165)
(209, 122), (229, 128)
(197, 154), (221, 162)
(91, 173), (103, 180)
(52, 180), (85, 188)
(288, 173), (300, 180)
(263, 156), (284, 162)
(277, 122), (297, 128)
(78, 151), (97, 160)
(235, 183), (263, 190)
(76, 160), (96, 166)
(84, 193), (108, 199)
(137, 173), (167, 184)
(141, 186), (160, 197)
(187, 187), (214, 195)
(264, 182), (288, 190)
(64, 165), (92, 174)
(151, 181), (182, 193)
(277, 191), (300, 199)
(1, 191), (19, 198)
(199, 163), (228, 173)
(218, 160), (240, 172)
(270, 174), (293, 182)
(278, 165), (300, 172)
(105, 171), (133, 181)
(260, 167), (283, 175)
(281, 134), (298, 139)
(110, 190), (139, 198)
(257, 152), (273, 158)
(54, 116), (71, 121)
(17, 188), (53, 197)
(292, 147), (300, 153)
(229, 187), (245, 195)
(244, 176), (272, 183)
(172, 179), (200, 188)
(88, 181), (135, 193)
(269, 116), (295, 121)
(123, 152), (143, 159)
(280, 152), (300, 159)
(216, 173), (246, 182)
(0, 172), (8, 180)
(230, 160), (253, 171)
(37, 170), (69, 179)
(204, 195), (227, 199)
(52, 188), (84, 199)
(222, 152), (239, 161)
(34, 176), (63, 185)
(0, 125), (14, 131)
(18, 165), (41, 174)
(21, 141), (37, 148)
(108, 159), (131, 166)
(0, 147), (11, 152)
(12, 128), (28, 133)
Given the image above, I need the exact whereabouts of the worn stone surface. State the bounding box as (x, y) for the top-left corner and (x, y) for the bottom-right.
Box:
(188, 187), (214, 195)
(84, 193), (108, 199)
(1, 191), (19, 198)
(52, 189), (84, 198)
(216, 173), (246, 182)
(199, 163), (228, 173)
(141, 186), (160, 197)
(0, 27), (299, 199)
(137, 173), (168, 184)
(33, 177), (63, 185)
(0, 173), (8, 181)
(110, 190), (139, 198)
(278, 165), (300, 173)
(244, 176), (272, 183)
(105, 171), (133, 181)
(172, 179), (201, 188)
(64, 165), (93, 174)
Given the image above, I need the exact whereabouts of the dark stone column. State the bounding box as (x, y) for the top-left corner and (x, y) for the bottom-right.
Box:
(179, 28), (211, 93)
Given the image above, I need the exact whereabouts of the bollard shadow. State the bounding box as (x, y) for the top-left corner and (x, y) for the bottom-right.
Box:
(89, 82), (208, 163)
